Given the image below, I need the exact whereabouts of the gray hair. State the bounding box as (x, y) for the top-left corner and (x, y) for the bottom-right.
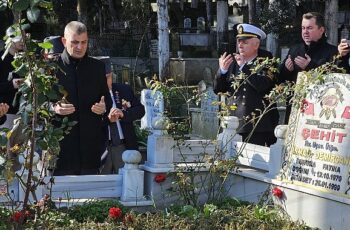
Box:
(64, 21), (87, 36)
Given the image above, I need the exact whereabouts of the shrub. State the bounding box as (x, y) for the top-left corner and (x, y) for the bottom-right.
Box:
(67, 200), (127, 223)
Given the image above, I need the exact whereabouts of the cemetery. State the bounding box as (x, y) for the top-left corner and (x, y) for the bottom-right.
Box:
(2, 0), (350, 229)
(1, 69), (350, 229)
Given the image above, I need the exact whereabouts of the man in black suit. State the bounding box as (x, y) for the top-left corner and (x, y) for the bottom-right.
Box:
(52, 21), (112, 175)
(100, 83), (145, 174)
(279, 12), (338, 123)
(214, 23), (279, 147)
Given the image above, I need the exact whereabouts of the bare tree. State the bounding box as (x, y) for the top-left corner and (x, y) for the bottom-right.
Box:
(158, 0), (170, 80)
(206, 0), (212, 28)
(77, 0), (88, 24)
(216, 0), (228, 52)
(325, 0), (338, 45)
(248, 0), (256, 24)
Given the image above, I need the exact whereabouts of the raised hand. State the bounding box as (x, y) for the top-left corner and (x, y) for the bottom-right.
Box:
(0, 103), (9, 117)
(338, 39), (350, 57)
(294, 54), (311, 70)
(53, 102), (75, 115)
(91, 96), (106, 115)
(108, 107), (124, 122)
(285, 55), (294, 71)
(234, 53), (245, 66)
(219, 52), (234, 71)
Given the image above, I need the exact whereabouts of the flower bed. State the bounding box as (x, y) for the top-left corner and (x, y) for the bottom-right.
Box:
(0, 198), (315, 229)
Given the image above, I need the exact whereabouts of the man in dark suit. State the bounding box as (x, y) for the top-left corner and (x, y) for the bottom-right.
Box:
(214, 23), (279, 147)
(52, 21), (112, 175)
(100, 83), (145, 174)
(279, 12), (338, 123)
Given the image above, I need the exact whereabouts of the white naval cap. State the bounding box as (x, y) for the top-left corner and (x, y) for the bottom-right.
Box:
(236, 23), (266, 40)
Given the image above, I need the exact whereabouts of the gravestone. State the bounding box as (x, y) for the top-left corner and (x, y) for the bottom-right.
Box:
(281, 73), (350, 196)
(197, 17), (205, 32)
(140, 89), (164, 130)
(184, 18), (191, 33)
(191, 83), (219, 139)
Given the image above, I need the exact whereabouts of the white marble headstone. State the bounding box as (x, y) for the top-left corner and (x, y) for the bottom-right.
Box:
(140, 89), (164, 130)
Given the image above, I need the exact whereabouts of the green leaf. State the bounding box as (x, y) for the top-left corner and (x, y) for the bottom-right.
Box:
(12, 0), (30, 12)
(27, 7), (40, 23)
(0, 132), (8, 146)
(30, 0), (41, 7)
(13, 63), (28, 77)
(38, 41), (53, 49)
(0, 0), (7, 11)
(38, 0), (52, 10)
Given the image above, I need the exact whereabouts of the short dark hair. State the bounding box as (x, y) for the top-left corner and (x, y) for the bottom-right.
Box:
(302, 12), (325, 28)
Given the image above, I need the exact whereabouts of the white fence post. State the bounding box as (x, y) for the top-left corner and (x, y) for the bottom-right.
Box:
(267, 125), (288, 178)
(120, 150), (145, 203)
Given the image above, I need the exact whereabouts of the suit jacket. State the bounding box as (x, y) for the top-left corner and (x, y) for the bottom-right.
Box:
(110, 83), (145, 150)
(214, 51), (279, 133)
(279, 35), (338, 123)
(279, 36), (338, 83)
(54, 49), (112, 173)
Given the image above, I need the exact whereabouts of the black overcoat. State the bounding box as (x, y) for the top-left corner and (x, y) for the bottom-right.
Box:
(279, 36), (338, 83)
(279, 36), (338, 123)
(55, 49), (112, 174)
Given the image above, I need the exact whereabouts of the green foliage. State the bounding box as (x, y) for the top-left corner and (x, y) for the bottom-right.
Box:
(259, 0), (297, 35)
(290, 57), (346, 112)
(0, 0), (7, 11)
(124, 203), (314, 230)
(147, 77), (197, 138)
(178, 205), (199, 218)
(67, 200), (127, 223)
(134, 121), (149, 147)
(12, 0), (30, 12)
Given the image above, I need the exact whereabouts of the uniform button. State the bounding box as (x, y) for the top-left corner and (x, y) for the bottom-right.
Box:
(243, 95), (246, 98)
(243, 88), (246, 91)
(242, 102), (245, 105)
(233, 96), (237, 99)
(243, 82), (246, 85)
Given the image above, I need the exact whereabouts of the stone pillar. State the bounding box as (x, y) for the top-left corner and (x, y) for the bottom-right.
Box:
(216, 0), (228, 53)
(157, 0), (170, 80)
(267, 125), (288, 178)
(120, 150), (144, 202)
(217, 116), (241, 159)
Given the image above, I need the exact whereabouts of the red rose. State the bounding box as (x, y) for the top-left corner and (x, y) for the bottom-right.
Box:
(109, 207), (122, 219)
(154, 174), (166, 183)
(11, 211), (23, 222)
(272, 187), (283, 199)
